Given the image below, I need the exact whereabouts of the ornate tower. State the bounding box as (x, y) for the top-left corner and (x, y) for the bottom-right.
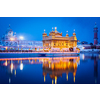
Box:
(94, 22), (98, 45)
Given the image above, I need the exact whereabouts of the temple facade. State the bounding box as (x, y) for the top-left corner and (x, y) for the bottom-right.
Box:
(42, 27), (78, 52)
(0, 25), (43, 51)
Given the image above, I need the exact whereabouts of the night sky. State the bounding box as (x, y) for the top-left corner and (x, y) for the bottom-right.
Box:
(0, 17), (100, 43)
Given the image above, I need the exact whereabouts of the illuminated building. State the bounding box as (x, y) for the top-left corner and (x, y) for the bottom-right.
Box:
(42, 27), (78, 52)
(0, 25), (43, 51)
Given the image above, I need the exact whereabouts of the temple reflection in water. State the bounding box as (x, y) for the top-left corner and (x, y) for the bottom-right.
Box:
(42, 57), (80, 84)
(0, 57), (80, 84)
(0, 54), (100, 84)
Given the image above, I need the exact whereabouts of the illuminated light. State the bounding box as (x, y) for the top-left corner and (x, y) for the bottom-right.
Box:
(19, 36), (24, 40)
(67, 74), (68, 81)
(82, 54), (85, 60)
(10, 37), (15, 41)
(10, 62), (14, 73)
(4, 60), (7, 66)
(5, 47), (8, 50)
(44, 75), (46, 82)
(9, 78), (11, 84)
(20, 61), (23, 70)
(52, 79), (54, 84)
(29, 59), (30, 63)
(18, 60), (19, 63)
(55, 76), (57, 84)
(82, 47), (85, 49)
(74, 76), (75, 83)
(15, 70), (16, 76)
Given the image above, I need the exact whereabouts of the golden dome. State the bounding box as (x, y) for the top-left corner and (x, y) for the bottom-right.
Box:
(73, 29), (76, 36)
(66, 31), (69, 37)
(43, 29), (47, 36)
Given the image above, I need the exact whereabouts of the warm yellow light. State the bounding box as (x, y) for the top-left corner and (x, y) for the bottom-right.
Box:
(44, 75), (46, 82)
(52, 80), (54, 84)
(67, 74), (68, 81)
(55, 76), (57, 84)
(15, 70), (16, 76)
(74, 76), (75, 83)
(5, 47), (8, 50)
(4, 60), (7, 66)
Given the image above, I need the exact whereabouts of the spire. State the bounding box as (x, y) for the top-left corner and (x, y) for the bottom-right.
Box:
(66, 31), (68, 34)
(44, 29), (45, 33)
(66, 31), (69, 37)
(73, 29), (76, 36)
(52, 27), (53, 31)
(43, 29), (47, 37)
(55, 27), (57, 32)
(94, 22), (98, 28)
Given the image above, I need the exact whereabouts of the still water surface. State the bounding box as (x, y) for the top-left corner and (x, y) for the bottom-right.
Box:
(0, 53), (100, 84)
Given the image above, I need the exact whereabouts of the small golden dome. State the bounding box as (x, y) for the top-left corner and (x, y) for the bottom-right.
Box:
(66, 31), (69, 37)
(73, 29), (76, 36)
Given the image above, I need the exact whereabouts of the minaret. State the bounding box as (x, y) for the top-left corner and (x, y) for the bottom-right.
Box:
(94, 22), (98, 45)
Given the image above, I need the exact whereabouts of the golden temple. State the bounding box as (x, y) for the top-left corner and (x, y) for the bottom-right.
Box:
(42, 27), (78, 52)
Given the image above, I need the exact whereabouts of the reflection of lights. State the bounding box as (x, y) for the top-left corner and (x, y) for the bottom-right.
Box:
(99, 54), (100, 59)
(15, 70), (16, 76)
(10, 62), (13, 73)
(55, 76), (57, 84)
(52, 79), (54, 84)
(44, 75), (46, 82)
(82, 54), (85, 60)
(9, 78), (11, 84)
(74, 76), (75, 83)
(20, 61), (23, 70)
(66, 74), (68, 81)
(4, 60), (7, 66)
(49, 63), (51, 68)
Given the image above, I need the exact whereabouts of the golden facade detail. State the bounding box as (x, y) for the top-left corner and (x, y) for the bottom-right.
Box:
(42, 27), (78, 52)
